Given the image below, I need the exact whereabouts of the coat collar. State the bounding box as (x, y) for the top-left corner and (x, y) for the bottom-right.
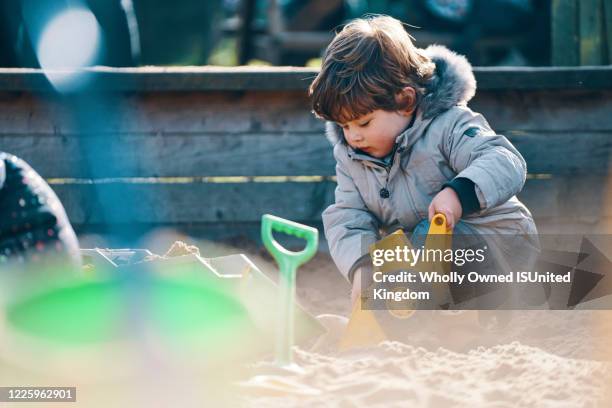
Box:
(324, 44), (476, 149)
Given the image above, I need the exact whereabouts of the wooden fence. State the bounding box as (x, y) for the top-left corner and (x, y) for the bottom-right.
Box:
(0, 66), (610, 240)
(552, 0), (612, 66)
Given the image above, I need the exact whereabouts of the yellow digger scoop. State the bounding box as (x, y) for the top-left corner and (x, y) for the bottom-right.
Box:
(339, 214), (452, 351)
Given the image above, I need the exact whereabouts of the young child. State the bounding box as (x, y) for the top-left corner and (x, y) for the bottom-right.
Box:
(308, 16), (539, 305)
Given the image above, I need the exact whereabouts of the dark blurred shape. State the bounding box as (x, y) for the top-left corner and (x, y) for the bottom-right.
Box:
(552, 0), (611, 66)
(1, 0), (225, 67)
(132, 0), (223, 65)
(1, 0), (136, 67)
(237, 0), (550, 66)
(85, 0), (136, 66)
(237, 0), (256, 64)
(448, 0), (550, 66)
(370, 0), (551, 66)
(280, 0), (347, 65)
(0, 0), (36, 67)
(0, 153), (81, 268)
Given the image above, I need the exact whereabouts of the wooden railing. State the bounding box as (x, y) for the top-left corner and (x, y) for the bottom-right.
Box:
(0, 66), (610, 238)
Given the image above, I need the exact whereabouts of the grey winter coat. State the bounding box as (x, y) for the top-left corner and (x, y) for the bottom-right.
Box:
(321, 45), (539, 281)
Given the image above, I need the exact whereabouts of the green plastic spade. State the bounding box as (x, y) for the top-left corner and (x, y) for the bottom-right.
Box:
(261, 214), (318, 366)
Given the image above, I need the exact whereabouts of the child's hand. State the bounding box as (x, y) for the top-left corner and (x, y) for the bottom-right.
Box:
(428, 187), (462, 230)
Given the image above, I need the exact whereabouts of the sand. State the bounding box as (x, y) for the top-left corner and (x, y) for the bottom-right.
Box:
(78, 233), (612, 407)
(242, 342), (610, 407)
(236, 250), (612, 408)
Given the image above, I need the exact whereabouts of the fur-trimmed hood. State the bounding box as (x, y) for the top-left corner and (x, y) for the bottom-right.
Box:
(325, 45), (477, 145)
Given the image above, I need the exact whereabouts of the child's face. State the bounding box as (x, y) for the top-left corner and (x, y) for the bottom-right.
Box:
(339, 109), (414, 158)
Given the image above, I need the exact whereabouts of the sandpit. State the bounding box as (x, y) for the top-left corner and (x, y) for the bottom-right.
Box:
(242, 341), (610, 407)
(77, 236), (612, 407)
(236, 249), (612, 408)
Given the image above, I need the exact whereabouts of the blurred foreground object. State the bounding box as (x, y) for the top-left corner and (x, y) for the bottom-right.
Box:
(0, 152), (80, 269)
(1, 243), (325, 404)
(0, 0), (223, 68)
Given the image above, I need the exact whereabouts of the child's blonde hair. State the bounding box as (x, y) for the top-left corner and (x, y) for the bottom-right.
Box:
(309, 15), (435, 124)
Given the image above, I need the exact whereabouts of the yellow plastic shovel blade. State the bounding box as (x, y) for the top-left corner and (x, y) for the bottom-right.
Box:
(338, 300), (387, 351)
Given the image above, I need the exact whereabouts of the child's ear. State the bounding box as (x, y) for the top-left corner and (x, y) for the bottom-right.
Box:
(395, 87), (417, 116)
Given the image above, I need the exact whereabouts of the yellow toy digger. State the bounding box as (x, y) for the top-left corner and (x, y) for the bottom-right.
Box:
(339, 213), (481, 350)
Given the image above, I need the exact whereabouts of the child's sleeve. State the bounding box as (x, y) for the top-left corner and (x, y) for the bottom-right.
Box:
(442, 107), (527, 211)
(322, 146), (380, 282)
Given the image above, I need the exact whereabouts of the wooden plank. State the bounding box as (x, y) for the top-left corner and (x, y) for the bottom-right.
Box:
(507, 131), (611, 175)
(580, 0), (605, 65)
(0, 130), (608, 178)
(52, 181), (337, 225)
(533, 217), (612, 234)
(0, 67), (321, 92)
(1, 66), (612, 92)
(0, 92), (323, 134)
(1, 90), (611, 138)
(518, 176), (610, 219)
(473, 66), (612, 89)
(605, 0), (612, 63)
(552, 0), (579, 66)
(472, 90), (612, 132)
(0, 132), (335, 178)
(48, 177), (607, 228)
